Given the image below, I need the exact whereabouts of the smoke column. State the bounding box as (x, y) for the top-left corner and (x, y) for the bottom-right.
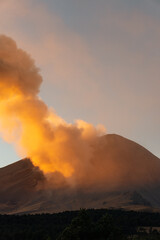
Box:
(1, 35), (160, 192)
(0, 35), (105, 181)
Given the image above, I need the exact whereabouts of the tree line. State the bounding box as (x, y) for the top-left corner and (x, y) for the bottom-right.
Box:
(1, 209), (160, 239)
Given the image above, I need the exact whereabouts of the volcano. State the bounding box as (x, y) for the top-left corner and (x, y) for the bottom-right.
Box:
(0, 134), (160, 214)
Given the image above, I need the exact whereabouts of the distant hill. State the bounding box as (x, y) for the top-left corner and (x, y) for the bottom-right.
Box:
(0, 134), (160, 214)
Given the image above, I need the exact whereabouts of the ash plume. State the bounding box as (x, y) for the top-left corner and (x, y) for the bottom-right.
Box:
(0, 35), (105, 185)
(0, 35), (160, 192)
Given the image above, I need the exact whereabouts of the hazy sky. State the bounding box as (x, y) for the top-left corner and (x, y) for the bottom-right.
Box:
(0, 0), (160, 167)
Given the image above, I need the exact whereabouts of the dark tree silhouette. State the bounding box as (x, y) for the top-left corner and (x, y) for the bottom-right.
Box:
(57, 209), (125, 240)
(57, 209), (94, 240)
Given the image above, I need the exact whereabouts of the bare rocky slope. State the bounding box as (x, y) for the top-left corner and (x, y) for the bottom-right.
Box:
(0, 134), (160, 214)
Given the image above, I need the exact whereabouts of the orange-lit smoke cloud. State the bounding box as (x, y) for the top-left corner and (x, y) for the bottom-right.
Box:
(1, 35), (160, 192)
(0, 35), (105, 181)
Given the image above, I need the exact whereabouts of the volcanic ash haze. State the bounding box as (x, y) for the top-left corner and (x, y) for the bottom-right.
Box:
(0, 35), (160, 191)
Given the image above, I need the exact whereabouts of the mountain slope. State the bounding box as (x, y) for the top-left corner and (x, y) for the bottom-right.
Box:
(91, 134), (160, 187)
(0, 134), (160, 214)
(0, 159), (45, 213)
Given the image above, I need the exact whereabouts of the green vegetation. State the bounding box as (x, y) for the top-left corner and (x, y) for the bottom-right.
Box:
(1, 209), (160, 239)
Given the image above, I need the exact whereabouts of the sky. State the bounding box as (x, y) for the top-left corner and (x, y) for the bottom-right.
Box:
(0, 0), (160, 167)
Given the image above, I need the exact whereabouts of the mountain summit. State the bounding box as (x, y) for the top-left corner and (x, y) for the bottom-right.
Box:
(0, 134), (160, 214)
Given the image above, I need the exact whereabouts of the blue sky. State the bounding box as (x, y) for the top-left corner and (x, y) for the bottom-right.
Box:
(0, 0), (160, 167)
